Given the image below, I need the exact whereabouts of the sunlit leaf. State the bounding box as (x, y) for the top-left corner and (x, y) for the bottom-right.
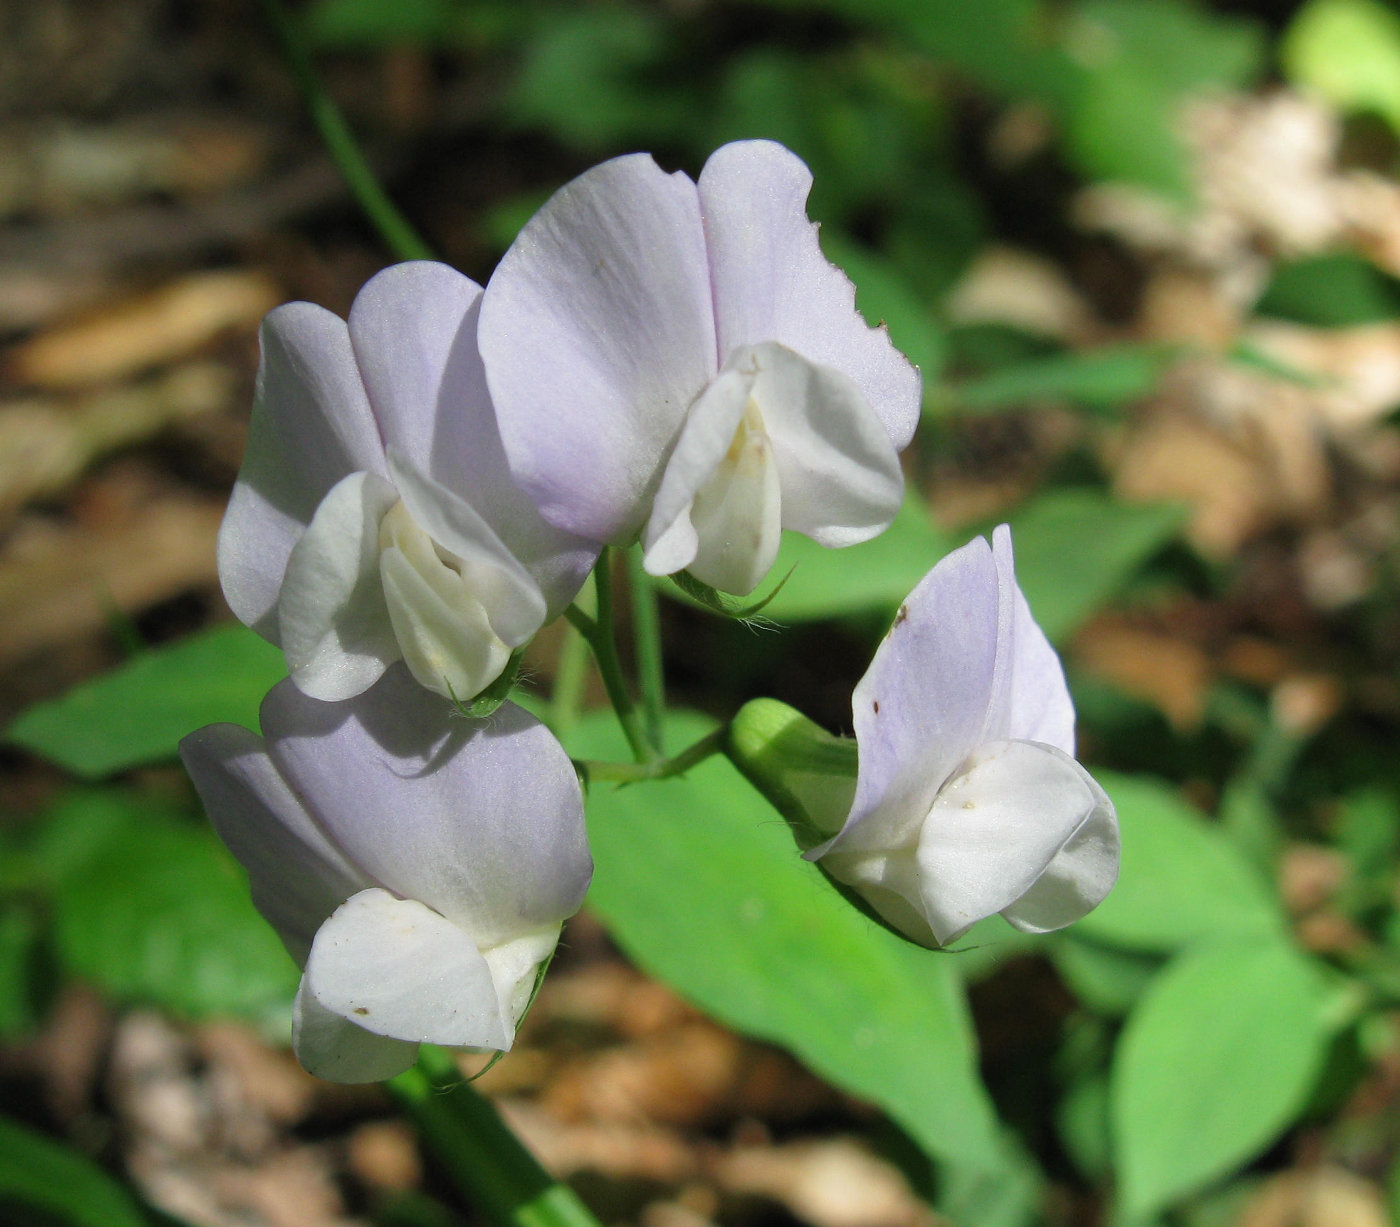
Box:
(1113, 937), (1335, 1219)
(1283, 0), (1400, 135)
(42, 790), (296, 1017)
(6, 624), (286, 779)
(0, 1113), (150, 1227)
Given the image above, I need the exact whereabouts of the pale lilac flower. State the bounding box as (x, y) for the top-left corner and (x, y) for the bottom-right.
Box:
(220, 261), (598, 703)
(811, 526), (1119, 947)
(179, 666), (591, 1083)
(478, 140), (922, 596)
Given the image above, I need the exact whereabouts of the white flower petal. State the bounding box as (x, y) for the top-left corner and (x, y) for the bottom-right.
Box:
(740, 342), (903, 548)
(995, 525), (1076, 754)
(278, 471), (402, 701)
(379, 528), (512, 703)
(817, 534), (1003, 858)
(292, 978), (419, 1083)
(480, 153), (716, 543)
(697, 140), (921, 450)
(304, 888), (514, 1050)
(641, 365), (753, 580)
(347, 261), (483, 477)
(219, 303), (385, 639)
(261, 679), (592, 950)
(388, 452), (546, 647)
(179, 722), (371, 965)
(916, 739), (1107, 945)
(1000, 777), (1118, 933)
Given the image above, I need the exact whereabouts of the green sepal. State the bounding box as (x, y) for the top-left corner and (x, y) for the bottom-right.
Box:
(668, 565), (796, 623)
(726, 697), (958, 954)
(447, 648), (527, 719)
(725, 698), (857, 848)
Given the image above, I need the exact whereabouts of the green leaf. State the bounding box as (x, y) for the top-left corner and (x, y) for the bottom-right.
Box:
(942, 344), (1174, 415)
(0, 904), (43, 1037)
(1112, 937), (1335, 1219)
(44, 790), (296, 1017)
(1283, 0), (1400, 136)
(750, 494), (954, 622)
(1255, 252), (1400, 327)
(1050, 932), (1161, 1016)
(0, 1113), (150, 1227)
(569, 711), (1003, 1170)
(6, 624), (286, 779)
(1063, 0), (1264, 195)
(1005, 489), (1186, 643)
(1073, 772), (1286, 953)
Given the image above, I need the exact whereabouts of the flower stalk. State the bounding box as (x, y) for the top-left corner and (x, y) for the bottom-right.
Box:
(390, 1047), (602, 1227)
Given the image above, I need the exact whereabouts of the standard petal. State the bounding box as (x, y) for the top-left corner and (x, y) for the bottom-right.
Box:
(1000, 774), (1118, 933)
(292, 978), (419, 1083)
(480, 152), (716, 544)
(278, 471), (402, 702)
(348, 260), (598, 613)
(262, 673), (592, 950)
(697, 141), (921, 451)
(219, 303), (386, 638)
(179, 723), (371, 965)
(740, 342), (904, 548)
(388, 452), (546, 646)
(915, 739), (1107, 945)
(818, 534), (1002, 857)
(347, 261), (483, 478)
(303, 888), (513, 1050)
(993, 525), (1076, 754)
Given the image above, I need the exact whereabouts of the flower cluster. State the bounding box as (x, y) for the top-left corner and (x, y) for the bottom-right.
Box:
(184, 140), (1119, 1083)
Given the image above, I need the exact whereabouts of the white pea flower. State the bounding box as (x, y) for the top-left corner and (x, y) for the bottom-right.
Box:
(220, 261), (598, 703)
(478, 140), (921, 596)
(179, 666), (592, 1082)
(811, 526), (1119, 946)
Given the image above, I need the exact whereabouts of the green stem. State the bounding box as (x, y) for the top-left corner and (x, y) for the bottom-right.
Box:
(261, 0), (435, 263)
(550, 618), (590, 741)
(577, 726), (726, 785)
(389, 1048), (600, 1227)
(625, 549), (666, 753)
(564, 551), (654, 764)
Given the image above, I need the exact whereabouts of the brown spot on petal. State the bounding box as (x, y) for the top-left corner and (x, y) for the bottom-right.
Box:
(872, 700), (880, 714)
(894, 604), (909, 627)
(353, 1008), (369, 1016)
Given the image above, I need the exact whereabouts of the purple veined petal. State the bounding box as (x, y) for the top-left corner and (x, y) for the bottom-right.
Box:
(351, 263), (601, 618)
(347, 260), (483, 478)
(739, 342), (904, 548)
(1000, 775), (1118, 933)
(292, 978), (419, 1083)
(388, 452), (546, 646)
(480, 152), (716, 544)
(815, 534), (1003, 858)
(302, 888), (513, 1050)
(996, 525), (1077, 754)
(641, 364), (755, 580)
(261, 673), (592, 952)
(697, 141), (922, 452)
(219, 303), (386, 638)
(178, 723), (371, 966)
(278, 471), (402, 702)
(915, 739), (1107, 945)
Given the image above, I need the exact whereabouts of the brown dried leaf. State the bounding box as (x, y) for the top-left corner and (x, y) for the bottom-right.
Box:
(6, 270), (278, 390)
